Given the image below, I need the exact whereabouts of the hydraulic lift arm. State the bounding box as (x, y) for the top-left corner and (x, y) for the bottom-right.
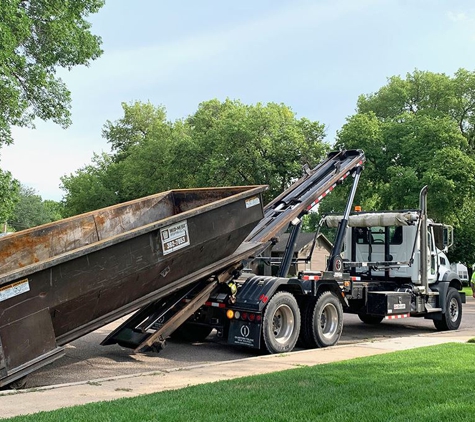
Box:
(247, 149), (365, 246)
(326, 165), (363, 272)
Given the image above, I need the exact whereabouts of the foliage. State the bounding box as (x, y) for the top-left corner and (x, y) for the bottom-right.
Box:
(0, 0), (104, 145)
(62, 99), (329, 214)
(101, 101), (176, 200)
(357, 68), (475, 149)
(335, 113), (471, 212)
(60, 153), (120, 217)
(181, 99), (328, 201)
(9, 185), (62, 230)
(333, 69), (475, 264)
(450, 202), (475, 267)
(7, 343), (475, 421)
(0, 170), (20, 225)
(0, 0), (103, 228)
(102, 101), (171, 161)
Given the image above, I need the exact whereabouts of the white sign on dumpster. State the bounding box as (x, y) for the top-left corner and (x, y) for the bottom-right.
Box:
(160, 220), (190, 255)
(0, 278), (30, 302)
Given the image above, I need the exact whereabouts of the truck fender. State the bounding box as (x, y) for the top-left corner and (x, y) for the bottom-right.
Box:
(430, 280), (465, 315)
(234, 275), (305, 312)
(439, 269), (463, 291)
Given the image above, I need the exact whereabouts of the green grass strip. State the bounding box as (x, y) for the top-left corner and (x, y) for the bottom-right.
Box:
(462, 286), (472, 297)
(7, 343), (475, 422)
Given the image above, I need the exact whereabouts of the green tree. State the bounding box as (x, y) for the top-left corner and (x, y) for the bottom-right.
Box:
(450, 203), (475, 267)
(0, 0), (104, 144)
(0, 170), (20, 227)
(43, 199), (64, 221)
(334, 69), (475, 264)
(181, 99), (328, 201)
(60, 152), (120, 217)
(357, 69), (475, 149)
(9, 185), (62, 230)
(1, 0), (103, 224)
(101, 101), (176, 200)
(115, 99), (329, 202)
(102, 101), (171, 161)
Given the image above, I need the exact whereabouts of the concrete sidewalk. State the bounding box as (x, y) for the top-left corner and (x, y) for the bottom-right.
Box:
(1, 329), (474, 419)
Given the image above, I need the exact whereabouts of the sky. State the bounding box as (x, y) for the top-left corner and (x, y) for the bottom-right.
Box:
(2, 0), (475, 201)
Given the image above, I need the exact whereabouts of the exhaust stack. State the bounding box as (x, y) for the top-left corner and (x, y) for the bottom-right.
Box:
(419, 186), (428, 291)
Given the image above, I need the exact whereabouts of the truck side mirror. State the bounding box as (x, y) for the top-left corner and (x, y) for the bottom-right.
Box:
(433, 225), (453, 252)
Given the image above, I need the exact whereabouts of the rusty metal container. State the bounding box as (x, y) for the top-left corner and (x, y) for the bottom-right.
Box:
(0, 186), (266, 386)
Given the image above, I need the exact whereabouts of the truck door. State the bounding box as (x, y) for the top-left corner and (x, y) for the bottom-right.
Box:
(351, 226), (386, 277)
(351, 226), (405, 278)
(427, 228), (438, 285)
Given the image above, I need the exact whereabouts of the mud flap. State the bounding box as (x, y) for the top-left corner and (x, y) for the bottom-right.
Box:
(228, 320), (261, 349)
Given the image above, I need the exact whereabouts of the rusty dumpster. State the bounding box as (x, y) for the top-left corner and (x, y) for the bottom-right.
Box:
(0, 186), (266, 386)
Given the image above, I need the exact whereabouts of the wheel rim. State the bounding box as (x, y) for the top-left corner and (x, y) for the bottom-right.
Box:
(272, 304), (294, 344)
(449, 297), (460, 322)
(320, 303), (338, 339)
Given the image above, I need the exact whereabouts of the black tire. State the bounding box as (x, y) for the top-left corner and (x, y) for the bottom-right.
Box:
(170, 323), (213, 342)
(434, 287), (462, 331)
(299, 291), (343, 348)
(358, 313), (384, 325)
(298, 297), (318, 348)
(262, 291), (300, 354)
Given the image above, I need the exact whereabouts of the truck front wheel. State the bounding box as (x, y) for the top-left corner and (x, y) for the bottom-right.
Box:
(433, 287), (462, 331)
(262, 292), (300, 354)
(299, 291), (343, 348)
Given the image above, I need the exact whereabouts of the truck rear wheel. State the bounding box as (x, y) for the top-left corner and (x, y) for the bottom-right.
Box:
(262, 291), (300, 354)
(434, 287), (462, 331)
(299, 291), (343, 348)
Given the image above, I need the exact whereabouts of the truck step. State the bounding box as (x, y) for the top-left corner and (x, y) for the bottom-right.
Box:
(425, 305), (442, 313)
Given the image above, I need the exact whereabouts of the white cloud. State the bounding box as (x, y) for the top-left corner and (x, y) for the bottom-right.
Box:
(447, 10), (475, 41)
(447, 11), (469, 22)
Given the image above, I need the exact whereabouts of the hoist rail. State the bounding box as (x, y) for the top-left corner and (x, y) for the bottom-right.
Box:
(246, 149), (366, 245)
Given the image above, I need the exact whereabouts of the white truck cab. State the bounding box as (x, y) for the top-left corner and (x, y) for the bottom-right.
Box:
(324, 211), (459, 288)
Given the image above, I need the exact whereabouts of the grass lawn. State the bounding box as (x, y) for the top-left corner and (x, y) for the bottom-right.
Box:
(6, 343), (475, 422)
(462, 286), (472, 297)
